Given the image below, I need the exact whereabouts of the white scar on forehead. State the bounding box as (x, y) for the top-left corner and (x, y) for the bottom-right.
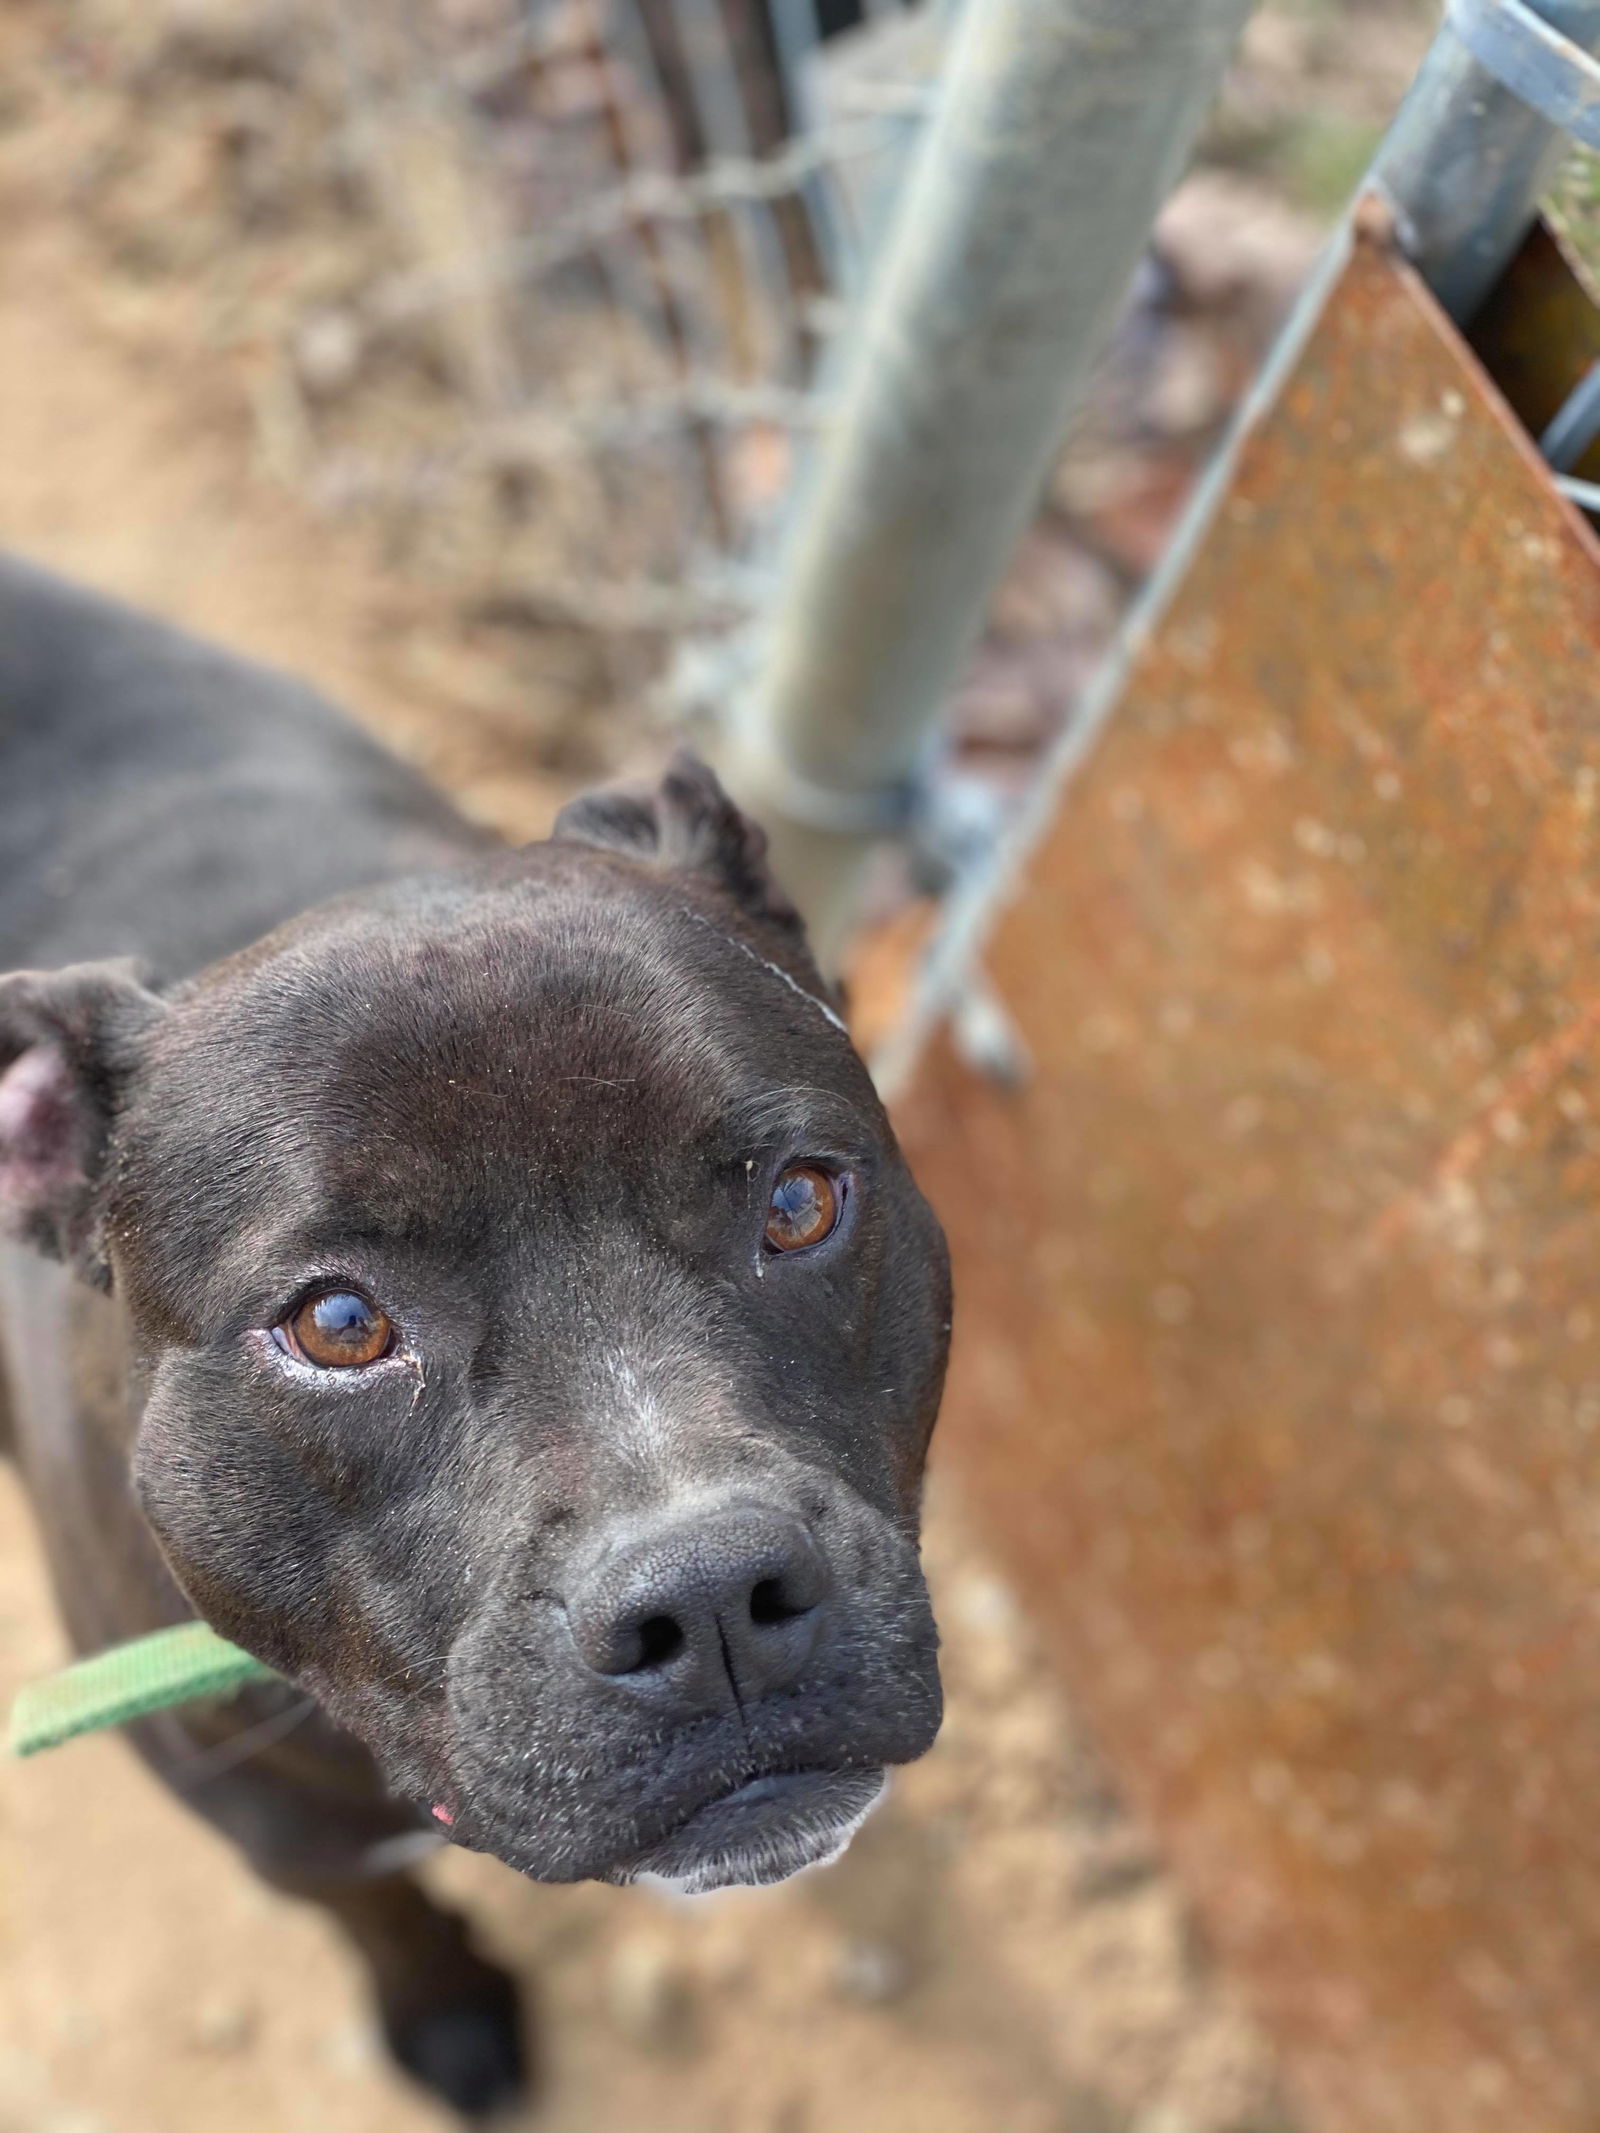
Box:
(676, 908), (848, 1037)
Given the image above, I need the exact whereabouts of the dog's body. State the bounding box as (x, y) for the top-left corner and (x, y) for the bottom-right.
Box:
(0, 555), (949, 2118)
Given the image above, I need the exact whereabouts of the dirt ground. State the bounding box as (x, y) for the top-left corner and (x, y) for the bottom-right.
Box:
(0, 4), (1438, 2129)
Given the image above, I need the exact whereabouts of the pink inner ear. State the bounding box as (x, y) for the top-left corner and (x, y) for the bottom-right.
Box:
(0, 1044), (88, 1207)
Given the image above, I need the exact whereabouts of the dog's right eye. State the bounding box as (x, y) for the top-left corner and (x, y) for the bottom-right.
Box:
(765, 1164), (842, 1253)
(275, 1289), (395, 1369)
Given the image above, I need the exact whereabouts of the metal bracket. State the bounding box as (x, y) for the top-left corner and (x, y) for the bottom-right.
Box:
(1540, 359), (1600, 466)
(720, 746), (916, 839)
(1449, 0), (1600, 150)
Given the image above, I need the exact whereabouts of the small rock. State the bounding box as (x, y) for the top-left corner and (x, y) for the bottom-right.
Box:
(191, 1996), (257, 2054)
(1132, 2109), (1202, 2133)
(947, 1568), (1023, 1640)
(1075, 1849), (1161, 1905)
(959, 655), (1050, 754)
(1146, 324), (1229, 440)
(1155, 172), (1321, 320)
(693, 1922), (753, 1992)
(606, 1932), (694, 2052)
(990, 526), (1122, 642)
(1075, 1821), (1164, 1905)
(320, 2017), (379, 2073)
(832, 1937), (909, 2005)
(154, 0), (300, 84)
(293, 309), (364, 399)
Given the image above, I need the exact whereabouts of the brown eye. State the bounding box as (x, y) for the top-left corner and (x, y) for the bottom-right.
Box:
(765, 1165), (842, 1253)
(281, 1289), (394, 1369)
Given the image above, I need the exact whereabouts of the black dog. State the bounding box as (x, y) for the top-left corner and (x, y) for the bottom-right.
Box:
(0, 554), (949, 2118)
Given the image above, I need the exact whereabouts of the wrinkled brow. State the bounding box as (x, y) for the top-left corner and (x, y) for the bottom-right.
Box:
(714, 1084), (881, 1157)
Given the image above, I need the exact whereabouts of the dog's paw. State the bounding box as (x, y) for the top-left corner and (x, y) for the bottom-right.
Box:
(382, 1962), (530, 2123)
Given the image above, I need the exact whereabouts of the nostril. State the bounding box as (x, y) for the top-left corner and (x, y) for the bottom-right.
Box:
(749, 1575), (812, 1627)
(569, 1508), (832, 1700)
(631, 1614), (685, 1671)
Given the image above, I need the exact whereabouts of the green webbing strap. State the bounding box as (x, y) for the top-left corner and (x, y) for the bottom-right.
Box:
(8, 1622), (281, 1758)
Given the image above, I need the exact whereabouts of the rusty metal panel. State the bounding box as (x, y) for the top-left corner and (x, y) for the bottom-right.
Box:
(896, 232), (1600, 2130)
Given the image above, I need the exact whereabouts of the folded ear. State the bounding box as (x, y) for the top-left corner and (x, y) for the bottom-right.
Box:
(553, 749), (804, 942)
(0, 960), (167, 1286)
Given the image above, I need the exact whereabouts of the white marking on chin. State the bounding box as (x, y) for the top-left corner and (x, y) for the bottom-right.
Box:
(635, 1773), (888, 1902)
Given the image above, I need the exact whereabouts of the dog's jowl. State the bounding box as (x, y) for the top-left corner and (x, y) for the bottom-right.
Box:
(0, 555), (950, 2119)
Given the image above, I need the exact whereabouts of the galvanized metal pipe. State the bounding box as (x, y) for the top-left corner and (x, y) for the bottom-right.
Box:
(720, 0), (1256, 968)
(1370, 0), (1600, 325)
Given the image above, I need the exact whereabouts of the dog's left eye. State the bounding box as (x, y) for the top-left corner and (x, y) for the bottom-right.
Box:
(275, 1289), (395, 1369)
(765, 1165), (842, 1253)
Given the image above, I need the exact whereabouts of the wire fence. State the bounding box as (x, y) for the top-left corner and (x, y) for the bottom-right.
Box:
(317, 0), (943, 710)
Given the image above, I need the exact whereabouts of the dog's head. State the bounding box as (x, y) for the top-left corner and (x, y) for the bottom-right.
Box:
(0, 756), (949, 1888)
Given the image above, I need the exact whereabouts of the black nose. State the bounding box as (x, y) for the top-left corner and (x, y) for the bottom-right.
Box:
(565, 1504), (830, 1712)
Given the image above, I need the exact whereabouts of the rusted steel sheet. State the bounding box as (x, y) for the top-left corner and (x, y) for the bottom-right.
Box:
(897, 234), (1600, 2130)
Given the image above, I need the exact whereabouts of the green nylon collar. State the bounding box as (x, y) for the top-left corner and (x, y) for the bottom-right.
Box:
(8, 1623), (280, 1758)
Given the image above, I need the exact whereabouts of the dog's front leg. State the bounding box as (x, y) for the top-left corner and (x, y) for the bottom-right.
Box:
(258, 1862), (528, 2123)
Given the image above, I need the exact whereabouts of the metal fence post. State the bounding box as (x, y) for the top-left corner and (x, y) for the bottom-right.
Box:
(719, 0), (1256, 969)
(1370, 0), (1600, 325)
